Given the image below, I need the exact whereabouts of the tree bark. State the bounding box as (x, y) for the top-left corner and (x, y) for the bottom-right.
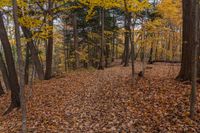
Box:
(12, 0), (27, 131)
(73, 13), (79, 69)
(123, 14), (130, 67)
(24, 45), (30, 85)
(0, 52), (10, 90)
(148, 35), (154, 64)
(123, 0), (131, 67)
(0, 11), (20, 114)
(190, 0), (199, 119)
(45, 0), (54, 80)
(130, 21), (135, 82)
(177, 0), (193, 81)
(141, 33), (145, 77)
(112, 13), (116, 62)
(21, 27), (44, 80)
(63, 17), (69, 72)
(105, 44), (109, 67)
(0, 81), (5, 96)
(98, 8), (105, 70)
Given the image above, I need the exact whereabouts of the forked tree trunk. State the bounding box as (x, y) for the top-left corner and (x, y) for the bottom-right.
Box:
(21, 27), (44, 80)
(12, 0), (27, 131)
(0, 11), (20, 114)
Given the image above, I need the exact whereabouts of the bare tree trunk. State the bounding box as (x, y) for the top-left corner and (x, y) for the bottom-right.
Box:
(24, 45), (30, 85)
(112, 13), (115, 62)
(190, 37), (198, 119)
(141, 32), (145, 77)
(148, 0), (157, 64)
(123, 15), (130, 67)
(105, 44), (109, 67)
(116, 43), (118, 59)
(0, 11), (21, 114)
(130, 22), (135, 82)
(123, 0), (131, 67)
(177, 0), (193, 81)
(63, 18), (69, 72)
(98, 8), (105, 70)
(148, 38), (154, 64)
(0, 81), (5, 96)
(12, 0), (27, 131)
(21, 27), (44, 80)
(190, 0), (199, 119)
(45, 0), (54, 80)
(0, 52), (10, 90)
(73, 13), (79, 69)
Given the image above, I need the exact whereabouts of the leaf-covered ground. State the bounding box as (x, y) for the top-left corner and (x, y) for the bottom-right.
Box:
(0, 62), (200, 132)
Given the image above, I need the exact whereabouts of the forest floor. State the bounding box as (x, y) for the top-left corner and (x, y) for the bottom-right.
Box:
(0, 62), (200, 132)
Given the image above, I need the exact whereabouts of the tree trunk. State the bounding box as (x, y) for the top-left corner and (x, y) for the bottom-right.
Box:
(141, 31), (145, 77)
(116, 43), (118, 59)
(63, 18), (69, 72)
(21, 27), (44, 80)
(123, 0), (131, 67)
(148, 39), (154, 64)
(0, 52), (10, 90)
(98, 8), (105, 70)
(190, 0), (199, 119)
(177, 0), (193, 81)
(45, 0), (54, 80)
(123, 13), (130, 67)
(12, 0), (27, 131)
(130, 22), (135, 82)
(73, 13), (79, 69)
(0, 11), (21, 114)
(24, 45), (30, 85)
(105, 44), (109, 67)
(112, 13), (115, 62)
(0, 81), (5, 96)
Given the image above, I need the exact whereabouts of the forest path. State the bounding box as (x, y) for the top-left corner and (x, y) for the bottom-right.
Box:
(0, 63), (200, 132)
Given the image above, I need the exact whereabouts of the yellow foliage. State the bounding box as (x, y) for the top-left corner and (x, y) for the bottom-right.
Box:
(80, 0), (150, 21)
(0, 0), (10, 8)
(157, 0), (182, 26)
(19, 16), (42, 28)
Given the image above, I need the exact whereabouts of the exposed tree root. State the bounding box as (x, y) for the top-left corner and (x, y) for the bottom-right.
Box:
(3, 103), (20, 116)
